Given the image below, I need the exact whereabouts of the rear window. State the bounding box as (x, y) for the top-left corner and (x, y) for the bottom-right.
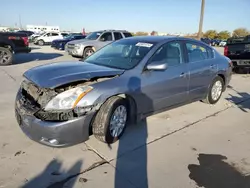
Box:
(123, 32), (132, 38)
(207, 47), (214, 59)
(186, 42), (209, 62)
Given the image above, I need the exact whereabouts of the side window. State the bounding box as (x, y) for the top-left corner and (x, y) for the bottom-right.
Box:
(123, 32), (133, 38)
(45, 33), (51, 37)
(114, 32), (123, 40)
(100, 32), (113, 41)
(150, 41), (183, 67)
(52, 33), (59, 36)
(186, 42), (208, 62)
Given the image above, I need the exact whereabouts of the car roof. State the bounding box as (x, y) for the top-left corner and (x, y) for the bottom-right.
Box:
(94, 30), (130, 33)
(120, 36), (178, 43)
(121, 36), (212, 47)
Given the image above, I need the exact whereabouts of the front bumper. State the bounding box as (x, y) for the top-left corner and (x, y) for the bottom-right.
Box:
(66, 46), (83, 57)
(15, 91), (95, 147)
(54, 43), (65, 50)
(15, 47), (31, 54)
(232, 60), (250, 67)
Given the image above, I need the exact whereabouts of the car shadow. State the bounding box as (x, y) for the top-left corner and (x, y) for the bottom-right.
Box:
(226, 85), (250, 112)
(30, 47), (41, 50)
(14, 52), (63, 64)
(112, 76), (151, 188)
(20, 158), (83, 188)
(188, 153), (250, 188)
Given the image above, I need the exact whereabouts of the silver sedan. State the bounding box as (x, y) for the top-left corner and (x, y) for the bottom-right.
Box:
(15, 36), (232, 147)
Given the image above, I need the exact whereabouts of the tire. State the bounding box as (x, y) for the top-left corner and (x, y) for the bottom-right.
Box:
(92, 96), (129, 144)
(38, 40), (45, 46)
(0, 47), (13, 66)
(202, 76), (224, 104)
(83, 47), (94, 59)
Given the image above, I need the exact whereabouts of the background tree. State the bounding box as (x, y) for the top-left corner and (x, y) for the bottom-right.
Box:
(203, 30), (218, 39)
(232, 28), (249, 37)
(217, 31), (231, 40)
(134, 31), (149, 36)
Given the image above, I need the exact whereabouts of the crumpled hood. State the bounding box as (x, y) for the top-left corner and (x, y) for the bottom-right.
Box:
(24, 61), (124, 88)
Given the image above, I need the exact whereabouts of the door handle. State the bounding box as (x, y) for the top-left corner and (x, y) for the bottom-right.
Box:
(180, 72), (186, 78)
(210, 64), (216, 69)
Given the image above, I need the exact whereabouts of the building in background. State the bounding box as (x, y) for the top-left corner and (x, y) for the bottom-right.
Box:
(0, 26), (9, 32)
(26, 25), (60, 33)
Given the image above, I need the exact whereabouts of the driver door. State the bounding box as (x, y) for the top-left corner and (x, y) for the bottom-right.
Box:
(140, 41), (189, 114)
(95, 32), (113, 50)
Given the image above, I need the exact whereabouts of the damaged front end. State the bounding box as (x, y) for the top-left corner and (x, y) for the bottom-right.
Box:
(18, 76), (114, 122)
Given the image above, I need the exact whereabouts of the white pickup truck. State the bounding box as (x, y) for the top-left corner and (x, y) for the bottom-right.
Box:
(34, 32), (68, 46)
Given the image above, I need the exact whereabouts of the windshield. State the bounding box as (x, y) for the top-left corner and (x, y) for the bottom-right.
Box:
(83, 40), (155, 70)
(85, 32), (101, 40)
(63, 35), (73, 39)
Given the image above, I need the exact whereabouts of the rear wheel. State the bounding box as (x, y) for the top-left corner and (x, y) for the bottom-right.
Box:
(0, 47), (13, 66)
(203, 76), (224, 104)
(92, 96), (128, 144)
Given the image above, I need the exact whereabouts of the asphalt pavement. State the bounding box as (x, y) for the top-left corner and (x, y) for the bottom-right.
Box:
(1, 46), (250, 188)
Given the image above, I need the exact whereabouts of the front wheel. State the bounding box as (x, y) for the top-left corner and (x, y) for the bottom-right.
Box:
(83, 47), (94, 59)
(203, 76), (224, 104)
(92, 96), (128, 144)
(0, 47), (13, 66)
(38, 40), (45, 46)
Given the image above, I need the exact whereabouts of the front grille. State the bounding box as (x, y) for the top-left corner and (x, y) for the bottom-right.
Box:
(21, 80), (42, 109)
(21, 88), (41, 108)
(67, 44), (75, 49)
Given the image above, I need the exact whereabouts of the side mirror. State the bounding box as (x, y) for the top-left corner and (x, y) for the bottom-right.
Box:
(100, 37), (105, 41)
(146, 61), (168, 71)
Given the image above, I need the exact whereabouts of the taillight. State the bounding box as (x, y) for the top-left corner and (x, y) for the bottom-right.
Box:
(8, 36), (16, 40)
(22, 37), (29, 46)
(224, 46), (228, 56)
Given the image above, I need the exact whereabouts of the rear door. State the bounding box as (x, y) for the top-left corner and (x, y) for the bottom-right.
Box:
(185, 41), (217, 100)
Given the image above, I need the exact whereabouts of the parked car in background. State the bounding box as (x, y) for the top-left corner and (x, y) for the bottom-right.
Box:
(219, 40), (227, 47)
(211, 39), (221, 46)
(15, 36), (232, 147)
(0, 32), (31, 65)
(29, 32), (45, 43)
(224, 35), (250, 71)
(201, 38), (211, 45)
(34, 32), (67, 46)
(65, 29), (133, 58)
(51, 34), (86, 50)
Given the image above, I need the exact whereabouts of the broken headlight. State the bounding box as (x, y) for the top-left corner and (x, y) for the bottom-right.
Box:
(44, 86), (93, 111)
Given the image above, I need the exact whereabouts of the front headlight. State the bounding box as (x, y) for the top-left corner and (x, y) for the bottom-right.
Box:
(75, 44), (82, 49)
(44, 86), (93, 111)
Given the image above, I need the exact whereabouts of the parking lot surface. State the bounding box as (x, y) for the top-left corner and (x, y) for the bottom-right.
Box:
(1, 46), (250, 188)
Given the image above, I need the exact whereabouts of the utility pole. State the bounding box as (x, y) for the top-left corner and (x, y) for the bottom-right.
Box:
(197, 0), (205, 40)
(19, 14), (22, 29)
